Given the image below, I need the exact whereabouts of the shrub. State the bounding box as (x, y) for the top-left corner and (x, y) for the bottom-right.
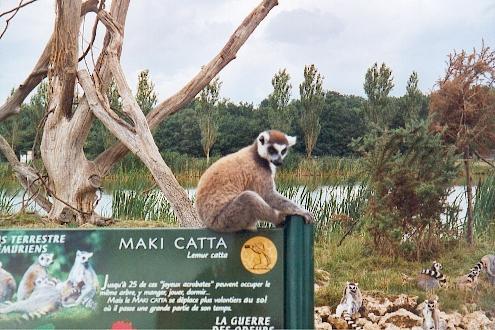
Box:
(356, 120), (459, 260)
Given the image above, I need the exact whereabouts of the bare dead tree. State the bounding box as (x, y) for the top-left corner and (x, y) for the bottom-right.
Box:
(0, 0), (278, 227)
(430, 43), (495, 244)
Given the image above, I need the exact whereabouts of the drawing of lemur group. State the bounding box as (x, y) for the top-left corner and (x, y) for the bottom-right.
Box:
(0, 250), (98, 321)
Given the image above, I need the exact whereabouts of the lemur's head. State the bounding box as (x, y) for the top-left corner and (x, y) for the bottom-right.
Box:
(38, 253), (54, 267)
(76, 250), (93, 264)
(425, 299), (437, 311)
(345, 282), (359, 294)
(256, 130), (296, 167)
(432, 261), (442, 272)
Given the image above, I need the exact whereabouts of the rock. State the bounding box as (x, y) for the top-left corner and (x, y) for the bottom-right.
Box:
(378, 308), (423, 328)
(383, 324), (401, 330)
(439, 311), (463, 329)
(367, 312), (381, 323)
(362, 293), (418, 316)
(327, 315), (351, 330)
(462, 311), (494, 329)
(315, 306), (332, 322)
(315, 321), (333, 330)
(356, 318), (380, 330)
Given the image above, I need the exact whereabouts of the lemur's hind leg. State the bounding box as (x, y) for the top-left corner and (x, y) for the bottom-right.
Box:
(212, 191), (283, 232)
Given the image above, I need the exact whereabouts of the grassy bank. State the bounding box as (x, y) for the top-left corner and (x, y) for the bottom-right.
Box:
(315, 231), (495, 314)
(1, 156), (493, 188)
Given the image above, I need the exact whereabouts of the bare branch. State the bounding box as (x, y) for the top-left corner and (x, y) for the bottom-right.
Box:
(94, 0), (279, 174)
(0, 134), (52, 212)
(79, 8), (202, 227)
(0, 0), (41, 39)
(0, 0), (39, 18)
(0, 0), (98, 122)
(78, 0), (105, 62)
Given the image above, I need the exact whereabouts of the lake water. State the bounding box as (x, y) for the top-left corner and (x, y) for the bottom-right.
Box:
(2, 185), (473, 220)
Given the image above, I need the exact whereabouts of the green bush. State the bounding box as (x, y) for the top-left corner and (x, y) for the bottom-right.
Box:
(356, 120), (459, 260)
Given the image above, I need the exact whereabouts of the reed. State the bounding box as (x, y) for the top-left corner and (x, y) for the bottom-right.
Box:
(111, 189), (183, 225)
(473, 173), (495, 236)
(277, 181), (370, 242)
(0, 183), (16, 215)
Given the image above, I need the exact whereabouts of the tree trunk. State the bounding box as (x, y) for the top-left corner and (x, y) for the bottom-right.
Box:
(39, 0), (101, 224)
(464, 146), (474, 245)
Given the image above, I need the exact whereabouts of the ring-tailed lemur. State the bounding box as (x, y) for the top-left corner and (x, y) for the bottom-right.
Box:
(67, 250), (98, 309)
(17, 253), (54, 301)
(335, 282), (363, 330)
(0, 262), (16, 302)
(417, 262), (447, 291)
(457, 261), (483, 290)
(422, 299), (440, 330)
(0, 279), (80, 320)
(196, 130), (314, 232)
(420, 261), (447, 285)
(481, 254), (495, 285)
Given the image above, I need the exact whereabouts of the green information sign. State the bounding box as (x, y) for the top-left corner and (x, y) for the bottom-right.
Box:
(0, 217), (313, 329)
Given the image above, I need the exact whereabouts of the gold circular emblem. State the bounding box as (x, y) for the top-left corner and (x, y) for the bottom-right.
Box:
(241, 236), (277, 274)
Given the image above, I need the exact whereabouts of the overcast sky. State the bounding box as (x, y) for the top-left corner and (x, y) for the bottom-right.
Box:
(1, 0), (494, 105)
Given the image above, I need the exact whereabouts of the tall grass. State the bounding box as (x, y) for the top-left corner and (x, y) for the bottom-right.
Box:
(0, 184), (16, 215)
(112, 189), (179, 224)
(474, 173), (495, 236)
(277, 182), (370, 242)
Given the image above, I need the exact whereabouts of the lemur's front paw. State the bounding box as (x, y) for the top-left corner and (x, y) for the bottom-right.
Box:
(300, 211), (314, 224)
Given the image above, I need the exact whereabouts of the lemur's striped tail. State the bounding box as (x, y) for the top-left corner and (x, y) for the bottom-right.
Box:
(421, 269), (447, 283)
(472, 261), (484, 273)
(342, 311), (362, 330)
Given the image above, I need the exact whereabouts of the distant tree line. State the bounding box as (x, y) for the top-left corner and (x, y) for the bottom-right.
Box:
(0, 63), (429, 163)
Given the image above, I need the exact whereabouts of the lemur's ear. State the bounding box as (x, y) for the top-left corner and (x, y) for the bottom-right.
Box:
(287, 135), (296, 147)
(259, 134), (265, 145)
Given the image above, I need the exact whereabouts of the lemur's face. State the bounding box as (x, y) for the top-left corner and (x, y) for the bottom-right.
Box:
(347, 282), (358, 294)
(38, 253), (54, 267)
(76, 250), (93, 264)
(432, 261), (442, 272)
(257, 130), (296, 167)
(426, 300), (437, 311)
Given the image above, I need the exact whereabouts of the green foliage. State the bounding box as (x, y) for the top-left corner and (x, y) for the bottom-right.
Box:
(196, 77), (221, 163)
(135, 70), (157, 114)
(474, 173), (495, 236)
(363, 62), (394, 128)
(0, 82), (47, 158)
(404, 71), (422, 121)
(112, 189), (179, 224)
(313, 91), (367, 156)
(356, 120), (459, 259)
(299, 64), (325, 157)
(266, 69), (294, 132)
(0, 183), (16, 214)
